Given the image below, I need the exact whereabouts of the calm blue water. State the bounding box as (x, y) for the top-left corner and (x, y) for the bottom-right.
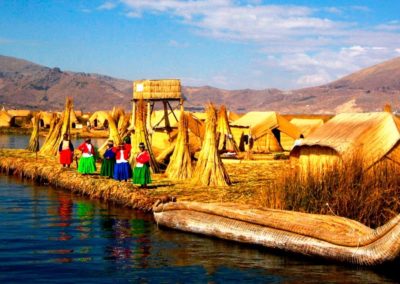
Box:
(1, 136), (400, 283)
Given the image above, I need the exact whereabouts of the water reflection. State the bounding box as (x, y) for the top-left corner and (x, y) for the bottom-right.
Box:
(0, 174), (399, 283)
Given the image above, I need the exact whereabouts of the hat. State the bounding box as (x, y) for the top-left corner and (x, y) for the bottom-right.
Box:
(139, 142), (145, 148)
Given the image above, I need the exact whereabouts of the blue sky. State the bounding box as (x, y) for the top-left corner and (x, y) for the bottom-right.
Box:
(1, 0), (400, 90)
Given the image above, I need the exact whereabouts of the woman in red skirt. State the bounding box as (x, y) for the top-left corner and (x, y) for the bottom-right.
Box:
(58, 133), (74, 168)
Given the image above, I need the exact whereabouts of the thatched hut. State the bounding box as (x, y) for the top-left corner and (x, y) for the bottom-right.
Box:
(89, 111), (111, 129)
(0, 110), (12, 127)
(231, 111), (301, 152)
(6, 109), (32, 127)
(291, 112), (400, 175)
(290, 118), (324, 137)
(39, 112), (54, 128)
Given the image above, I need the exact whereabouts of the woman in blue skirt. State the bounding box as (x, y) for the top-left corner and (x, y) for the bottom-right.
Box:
(113, 142), (132, 182)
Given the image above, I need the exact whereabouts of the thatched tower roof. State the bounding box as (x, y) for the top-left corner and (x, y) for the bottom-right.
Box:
(292, 112), (400, 168)
(133, 79), (181, 100)
(290, 118), (324, 137)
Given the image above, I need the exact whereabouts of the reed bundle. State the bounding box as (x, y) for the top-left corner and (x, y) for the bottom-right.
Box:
(166, 108), (193, 179)
(98, 111), (121, 155)
(131, 98), (160, 173)
(133, 79), (181, 100)
(192, 104), (231, 186)
(26, 112), (41, 152)
(216, 105), (239, 153)
(39, 98), (73, 156)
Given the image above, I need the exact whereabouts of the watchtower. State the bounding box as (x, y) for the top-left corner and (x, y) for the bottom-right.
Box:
(132, 79), (182, 135)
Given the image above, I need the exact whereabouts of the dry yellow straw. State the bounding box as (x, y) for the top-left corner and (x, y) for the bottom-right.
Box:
(192, 103), (231, 186)
(166, 105), (193, 179)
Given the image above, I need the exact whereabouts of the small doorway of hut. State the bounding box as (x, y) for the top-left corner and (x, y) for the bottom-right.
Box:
(93, 119), (98, 128)
(39, 119), (44, 128)
(71, 122), (76, 129)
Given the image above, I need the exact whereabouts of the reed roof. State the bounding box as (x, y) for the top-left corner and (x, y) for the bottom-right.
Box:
(7, 109), (32, 117)
(0, 110), (12, 126)
(231, 111), (301, 140)
(89, 111), (111, 123)
(133, 79), (181, 100)
(297, 112), (400, 165)
(290, 118), (324, 137)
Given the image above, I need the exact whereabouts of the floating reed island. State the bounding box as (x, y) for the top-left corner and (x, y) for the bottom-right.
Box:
(2, 90), (400, 265)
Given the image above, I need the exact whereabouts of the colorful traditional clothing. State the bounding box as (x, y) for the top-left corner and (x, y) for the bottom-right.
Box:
(100, 147), (116, 178)
(58, 140), (74, 166)
(113, 146), (132, 181)
(133, 150), (151, 186)
(78, 142), (96, 174)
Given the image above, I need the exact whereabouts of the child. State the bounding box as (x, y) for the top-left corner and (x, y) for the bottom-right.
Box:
(58, 133), (74, 168)
(133, 142), (151, 188)
(77, 138), (96, 174)
(100, 140), (116, 178)
(113, 142), (132, 182)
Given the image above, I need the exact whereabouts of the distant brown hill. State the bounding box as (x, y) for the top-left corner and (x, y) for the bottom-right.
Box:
(1, 54), (400, 113)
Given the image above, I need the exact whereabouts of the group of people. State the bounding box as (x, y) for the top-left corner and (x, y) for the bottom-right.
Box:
(58, 134), (151, 188)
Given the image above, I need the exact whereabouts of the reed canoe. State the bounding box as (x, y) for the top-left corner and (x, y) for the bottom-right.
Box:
(153, 201), (400, 265)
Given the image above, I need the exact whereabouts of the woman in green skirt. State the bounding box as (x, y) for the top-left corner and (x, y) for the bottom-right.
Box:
(100, 140), (116, 178)
(133, 142), (151, 188)
(77, 138), (96, 174)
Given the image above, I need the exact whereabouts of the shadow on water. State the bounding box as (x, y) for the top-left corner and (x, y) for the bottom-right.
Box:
(0, 173), (399, 283)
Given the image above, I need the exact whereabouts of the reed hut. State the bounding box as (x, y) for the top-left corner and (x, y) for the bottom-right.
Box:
(231, 112), (301, 152)
(6, 109), (32, 127)
(0, 109), (12, 127)
(291, 112), (400, 175)
(89, 111), (111, 129)
(290, 118), (324, 137)
(39, 111), (54, 128)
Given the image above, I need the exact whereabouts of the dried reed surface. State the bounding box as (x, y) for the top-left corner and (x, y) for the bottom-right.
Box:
(39, 97), (72, 156)
(27, 113), (40, 152)
(274, 156), (400, 228)
(131, 99), (160, 173)
(165, 109), (193, 179)
(192, 104), (231, 186)
(133, 79), (181, 100)
(98, 110), (121, 155)
(0, 149), (158, 211)
(216, 105), (238, 152)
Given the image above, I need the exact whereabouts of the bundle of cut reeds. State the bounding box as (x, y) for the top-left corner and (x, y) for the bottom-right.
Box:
(216, 105), (239, 153)
(98, 111), (121, 155)
(192, 104), (231, 186)
(131, 98), (160, 173)
(166, 106), (193, 179)
(39, 97), (72, 156)
(27, 112), (41, 152)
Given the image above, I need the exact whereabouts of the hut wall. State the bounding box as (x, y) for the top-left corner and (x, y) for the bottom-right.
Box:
(133, 79), (181, 100)
(280, 132), (295, 151)
(295, 146), (341, 176)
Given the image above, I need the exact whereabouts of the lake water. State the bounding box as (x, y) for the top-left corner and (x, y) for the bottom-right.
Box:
(0, 134), (106, 149)
(1, 135), (400, 283)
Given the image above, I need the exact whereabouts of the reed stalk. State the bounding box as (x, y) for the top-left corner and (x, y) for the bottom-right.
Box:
(26, 112), (40, 152)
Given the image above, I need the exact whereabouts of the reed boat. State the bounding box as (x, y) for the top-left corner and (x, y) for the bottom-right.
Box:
(153, 201), (400, 265)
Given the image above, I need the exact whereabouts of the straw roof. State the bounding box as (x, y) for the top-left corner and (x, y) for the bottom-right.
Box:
(89, 111), (111, 126)
(133, 79), (181, 100)
(7, 109), (32, 117)
(0, 110), (12, 127)
(231, 111), (300, 140)
(296, 112), (400, 166)
(290, 118), (324, 137)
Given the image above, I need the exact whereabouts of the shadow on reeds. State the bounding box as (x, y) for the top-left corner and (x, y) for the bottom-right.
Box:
(261, 154), (400, 228)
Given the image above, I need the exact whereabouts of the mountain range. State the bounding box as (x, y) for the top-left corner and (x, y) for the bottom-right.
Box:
(1, 54), (400, 113)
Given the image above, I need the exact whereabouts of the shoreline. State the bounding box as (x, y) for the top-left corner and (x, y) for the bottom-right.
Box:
(0, 149), (160, 212)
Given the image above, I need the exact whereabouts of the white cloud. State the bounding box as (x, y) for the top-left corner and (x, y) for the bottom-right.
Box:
(119, 1), (400, 88)
(98, 1), (117, 10)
